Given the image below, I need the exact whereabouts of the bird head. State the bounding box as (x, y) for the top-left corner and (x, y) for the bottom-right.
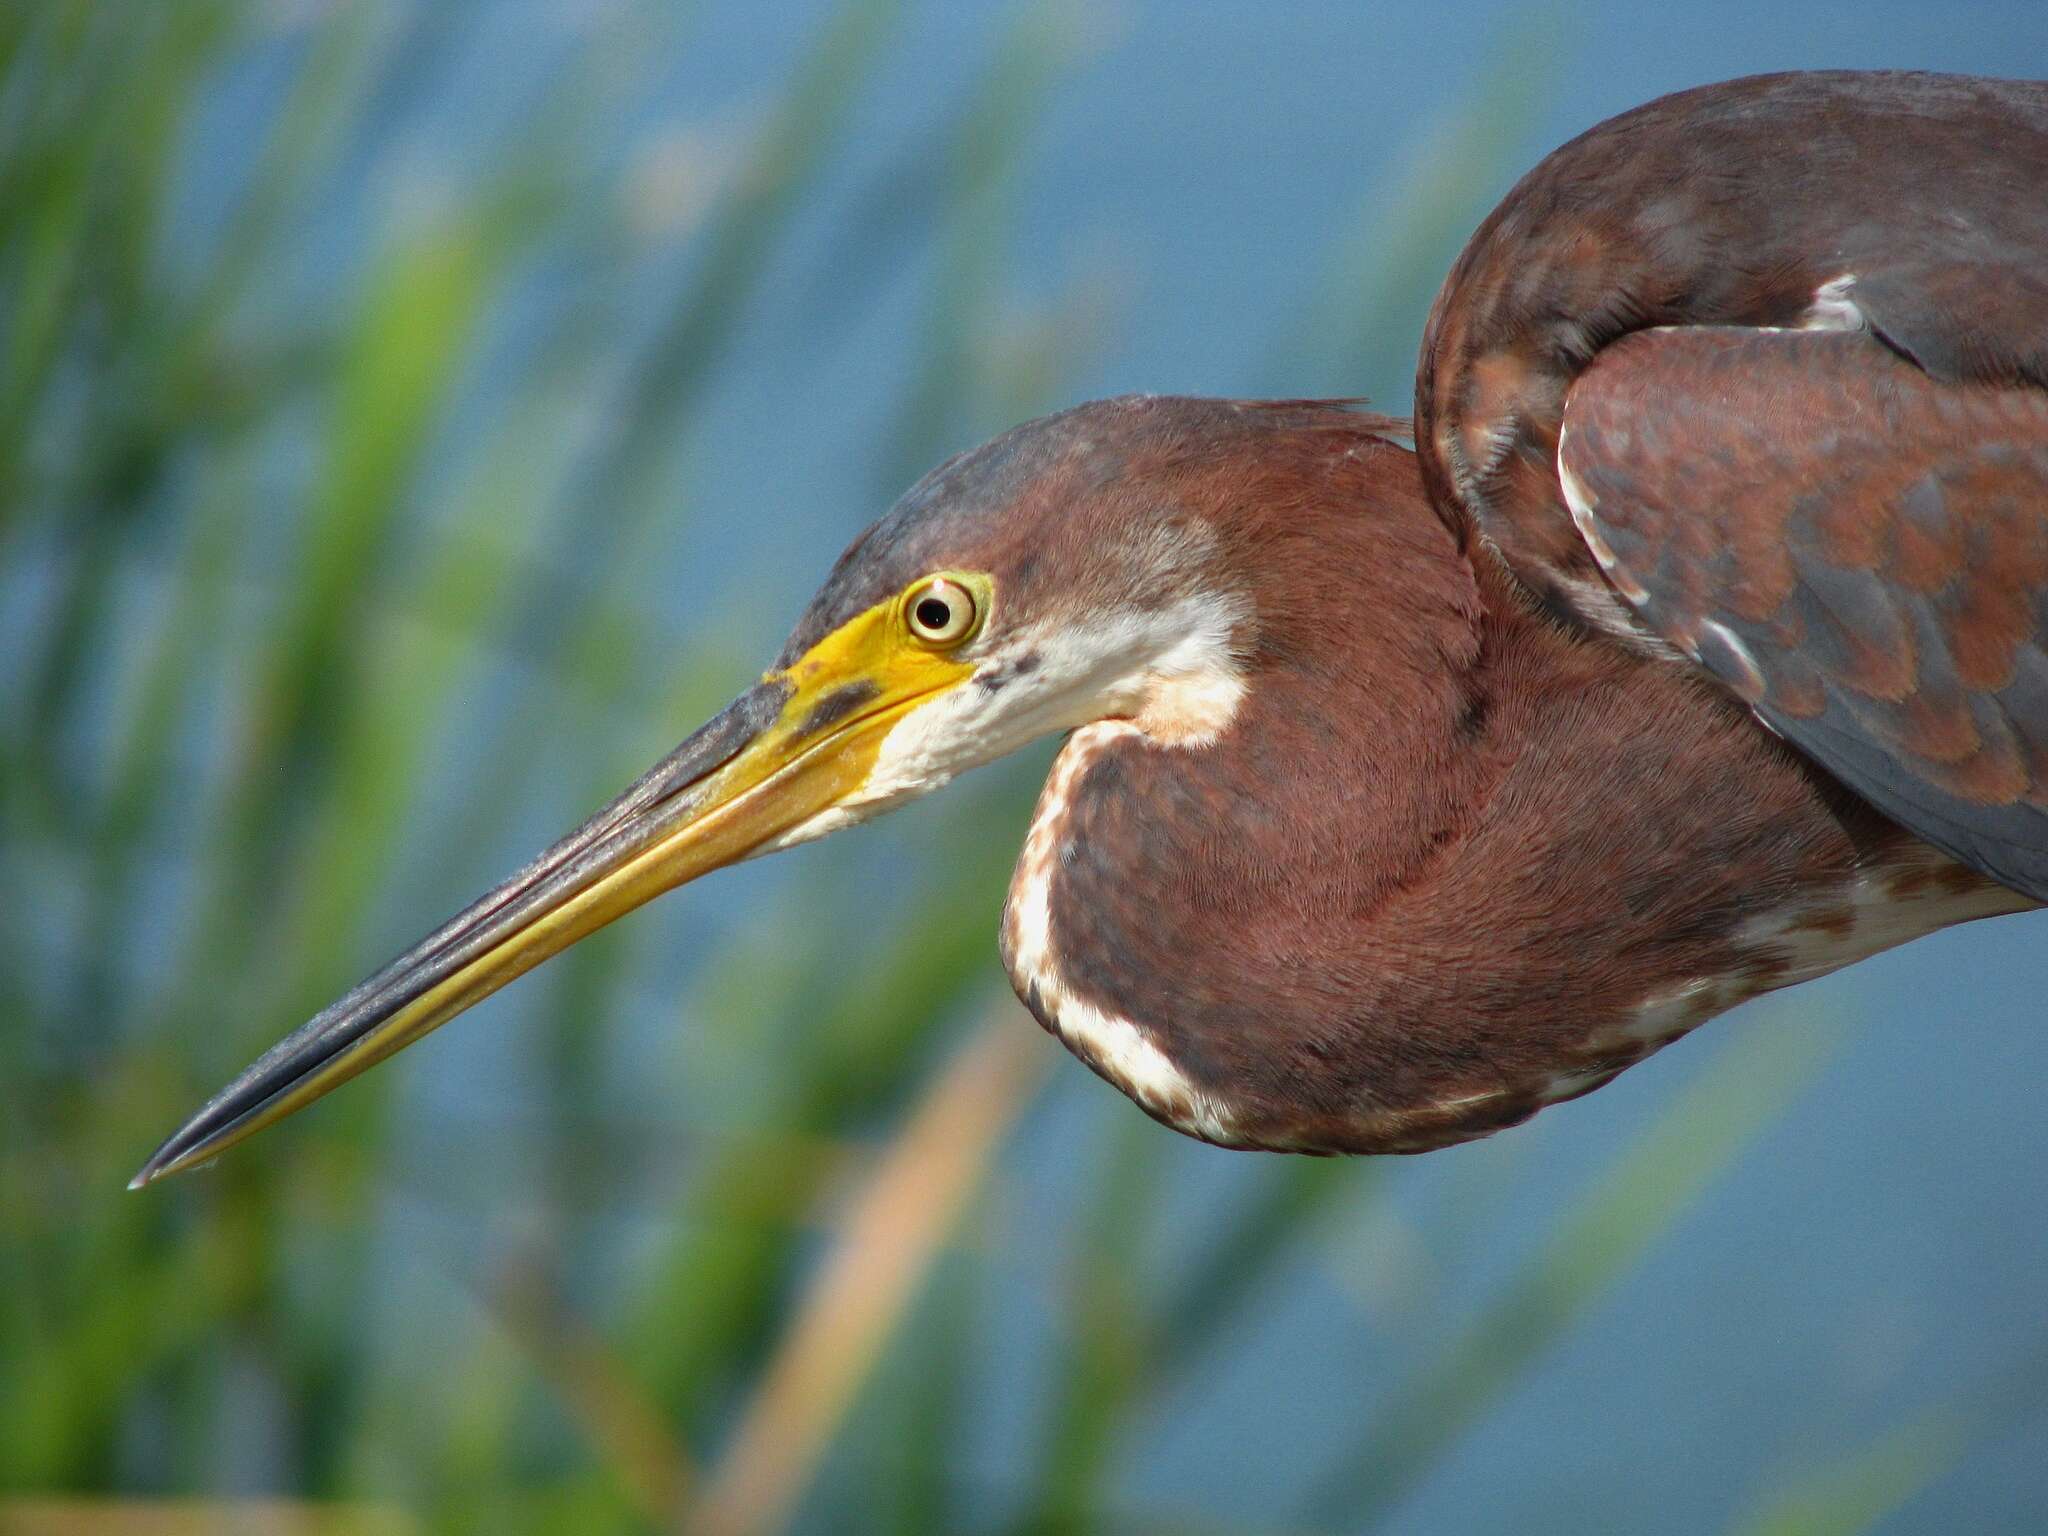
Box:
(133, 396), (1400, 1185)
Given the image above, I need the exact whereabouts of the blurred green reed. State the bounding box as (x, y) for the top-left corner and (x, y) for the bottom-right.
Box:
(0, 3), (1977, 1533)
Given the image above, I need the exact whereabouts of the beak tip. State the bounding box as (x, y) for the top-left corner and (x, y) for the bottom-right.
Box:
(128, 1133), (199, 1190)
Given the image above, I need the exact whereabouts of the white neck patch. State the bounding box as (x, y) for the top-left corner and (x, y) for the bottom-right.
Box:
(1002, 721), (1246, 1144)
(1123, 612), (1249, 747)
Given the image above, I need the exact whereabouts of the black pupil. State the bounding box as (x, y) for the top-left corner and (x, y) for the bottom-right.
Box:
(915, 596), (954, 632)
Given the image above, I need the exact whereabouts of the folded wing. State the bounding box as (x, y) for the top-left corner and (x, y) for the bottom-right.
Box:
(1558, 326), (2048, 898)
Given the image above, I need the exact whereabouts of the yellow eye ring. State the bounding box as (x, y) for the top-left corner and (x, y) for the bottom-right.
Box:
(903, 576), (980, 647)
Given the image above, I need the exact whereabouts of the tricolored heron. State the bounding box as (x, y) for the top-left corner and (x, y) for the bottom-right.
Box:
(134, 69), (2048, 1185)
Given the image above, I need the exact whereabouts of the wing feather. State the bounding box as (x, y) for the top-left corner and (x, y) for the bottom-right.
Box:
(1559, 326), (2048, 898)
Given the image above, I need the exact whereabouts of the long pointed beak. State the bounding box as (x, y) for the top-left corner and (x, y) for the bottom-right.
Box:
(132, 595), (981, 1188)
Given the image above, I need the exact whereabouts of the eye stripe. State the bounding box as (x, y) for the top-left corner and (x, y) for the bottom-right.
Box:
(798, 679), (881, 736)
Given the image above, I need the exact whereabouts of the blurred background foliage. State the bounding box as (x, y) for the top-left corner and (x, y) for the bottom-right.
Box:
(3, 1), (2048, 1533)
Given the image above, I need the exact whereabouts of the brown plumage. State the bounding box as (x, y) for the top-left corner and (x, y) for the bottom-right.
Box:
(133, 70), (2048, 1188)
(1560, 328), (2048, 894)
(1419, 69), (2048, 898)
(992, 401), (2025, 1152)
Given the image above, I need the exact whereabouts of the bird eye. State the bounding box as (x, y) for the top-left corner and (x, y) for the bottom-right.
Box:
(903, 576), (979, 647)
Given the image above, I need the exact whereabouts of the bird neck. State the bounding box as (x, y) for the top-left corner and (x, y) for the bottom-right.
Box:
(999, 453), (1513, 1149)
(1002, 495), (2022, 1156)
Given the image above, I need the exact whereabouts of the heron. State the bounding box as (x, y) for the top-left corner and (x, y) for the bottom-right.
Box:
(133, 68), (2048, 1185)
